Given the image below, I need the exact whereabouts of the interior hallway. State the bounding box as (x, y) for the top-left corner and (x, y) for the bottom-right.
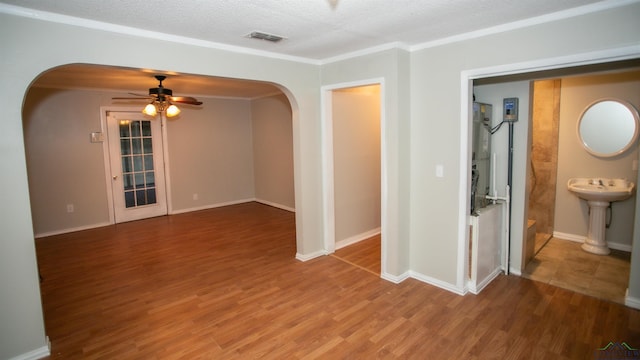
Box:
(36, 203), (639, 358)
(332, 235), (381, 276)
(523, 237), (631, 305)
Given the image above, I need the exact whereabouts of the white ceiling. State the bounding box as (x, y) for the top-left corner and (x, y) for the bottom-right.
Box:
(2, 0), (618, 98)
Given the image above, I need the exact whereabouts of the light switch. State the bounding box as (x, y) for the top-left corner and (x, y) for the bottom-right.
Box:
(90, 132), (104, 143)
(436, 164), (444, 178)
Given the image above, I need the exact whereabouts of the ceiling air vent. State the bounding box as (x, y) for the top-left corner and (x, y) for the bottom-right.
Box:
(247, 31), (285, 43)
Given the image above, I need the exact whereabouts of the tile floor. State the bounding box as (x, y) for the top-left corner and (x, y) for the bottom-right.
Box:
(522, 237), (631, 304)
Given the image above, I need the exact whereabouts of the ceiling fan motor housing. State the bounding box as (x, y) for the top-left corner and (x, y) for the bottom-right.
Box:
(149, 87), (172, 97)
(150, 75), (172, 100)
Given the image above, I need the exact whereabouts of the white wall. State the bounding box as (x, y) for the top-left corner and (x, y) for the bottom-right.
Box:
(168, 97), (256, 212)
(1, 13), (321, 359)
(555, 71), (640, 249)
(252, 94), (295, 211)
(23, 88), (113, 235)
(332, 85), (381, 244)
(23, 88), (281, 236)
(409, 2), (640, 291)
(3, 2), (640, 358)
(321, 48), (411, 278)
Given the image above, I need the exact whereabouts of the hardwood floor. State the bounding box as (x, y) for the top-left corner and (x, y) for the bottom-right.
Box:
(36, 202), (640, 359)
(332, 235), (381, 275)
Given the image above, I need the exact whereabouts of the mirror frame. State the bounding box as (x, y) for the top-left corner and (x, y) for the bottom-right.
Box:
(577, 98), (640, 158)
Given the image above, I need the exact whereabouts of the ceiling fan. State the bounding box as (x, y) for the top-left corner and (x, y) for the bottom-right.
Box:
(113, 75), (202, 117)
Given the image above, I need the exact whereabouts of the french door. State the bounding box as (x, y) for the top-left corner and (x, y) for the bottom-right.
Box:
(106, 111), (167, 223)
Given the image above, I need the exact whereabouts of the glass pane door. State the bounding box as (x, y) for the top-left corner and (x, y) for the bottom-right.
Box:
(119, 120), (157, 208)
(107, 111), (167, 223)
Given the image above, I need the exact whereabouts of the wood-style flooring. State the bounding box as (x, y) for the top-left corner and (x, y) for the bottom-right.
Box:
(36, 202), (640, 359)
(332, 235), (381, 276)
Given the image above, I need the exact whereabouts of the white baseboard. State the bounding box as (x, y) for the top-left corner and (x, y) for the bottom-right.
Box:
(296, 249), (328, 262)
(35, 222), (112, 238)
(170, 198), (256, 215)
(509, 267), (522, 276)
(409, 270), (466, 295)
(625, 289), (640, 310)
(553, 231), (632, 252)
(381, 270), (410, 284)
(36, 199), (279, 238)
(552, 231), (584, 243)
(254, 198), (295, 212)
(335, 227), (381, 250)
(469, 267), (502, 295)
(608, 243), (632, 252)
(9, 337), (50, 360)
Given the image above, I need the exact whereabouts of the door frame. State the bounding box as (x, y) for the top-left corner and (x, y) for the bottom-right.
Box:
(100, 106), (172, 224)
(458, 46), (640, 294)
(320, 78), (387, 274)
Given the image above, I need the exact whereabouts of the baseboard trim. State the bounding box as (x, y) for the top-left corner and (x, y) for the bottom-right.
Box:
(409, 270), (466, 296)
(170, 198), (256, 215)
(35, 222), (112, 238)
(9, 337), (50, 360)
(296, 249), (328, 262)
(36, 199), (273, 238)
(552, 231), (583, 243)
(552, 231), (632, 252)
(381, 271), (410, 284)
(469, 267), (502, 295)
(335, 227), (381, 250)
(625, 290), (640, 310)
(254, 198), (295, 212)
(509, 267), (522, 276)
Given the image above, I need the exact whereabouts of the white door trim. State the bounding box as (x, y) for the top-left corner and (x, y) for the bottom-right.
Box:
(100, 107), (170, 223)
(458, 45), (640, 292)
(320, 77), (387, 274)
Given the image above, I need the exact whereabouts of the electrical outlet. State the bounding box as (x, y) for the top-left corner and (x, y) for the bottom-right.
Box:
(66, 204), (74, 213)
(192, 193), (199, 201)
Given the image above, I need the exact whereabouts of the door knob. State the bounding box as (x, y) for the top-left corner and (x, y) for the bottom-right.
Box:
(113, 175), (118, 180)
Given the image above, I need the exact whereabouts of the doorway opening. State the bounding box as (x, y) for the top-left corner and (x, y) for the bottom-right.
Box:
(104, 110), (168, 223)
(23, 64), (298, 242)
(464, 55), (640, 303)
(321, 81), (384, 275)
(521, 71), (639, 304)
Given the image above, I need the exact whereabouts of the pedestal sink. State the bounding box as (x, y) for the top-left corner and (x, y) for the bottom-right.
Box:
(567, 178), (635, 255)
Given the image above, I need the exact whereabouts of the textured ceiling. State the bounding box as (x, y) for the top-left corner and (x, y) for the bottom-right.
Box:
(1, 0), (618, 98)
(1, 0), (606, 60)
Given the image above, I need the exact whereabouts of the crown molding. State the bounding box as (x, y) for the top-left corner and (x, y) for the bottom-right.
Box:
(411, 0), (640, 52)
(0, 3), (322, 66)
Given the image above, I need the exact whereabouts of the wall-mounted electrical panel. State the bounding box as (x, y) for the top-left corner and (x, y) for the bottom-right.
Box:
(503, 98), (519, 122)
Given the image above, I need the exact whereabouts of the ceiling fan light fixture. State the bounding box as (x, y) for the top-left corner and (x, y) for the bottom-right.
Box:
(165, 104), (181, 117)
(115, 75), (199, 118)
(142, 103), (158, 117)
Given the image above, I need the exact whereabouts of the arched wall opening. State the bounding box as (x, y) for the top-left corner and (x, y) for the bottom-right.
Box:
(23, 63), (302, 250)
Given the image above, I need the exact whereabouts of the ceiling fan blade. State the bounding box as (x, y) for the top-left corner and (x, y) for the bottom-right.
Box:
(112, 97), (152, 100)
(170, 96), (203, 105)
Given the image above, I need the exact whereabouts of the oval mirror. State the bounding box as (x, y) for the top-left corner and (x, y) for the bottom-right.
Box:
(577, 99), (640, 157)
